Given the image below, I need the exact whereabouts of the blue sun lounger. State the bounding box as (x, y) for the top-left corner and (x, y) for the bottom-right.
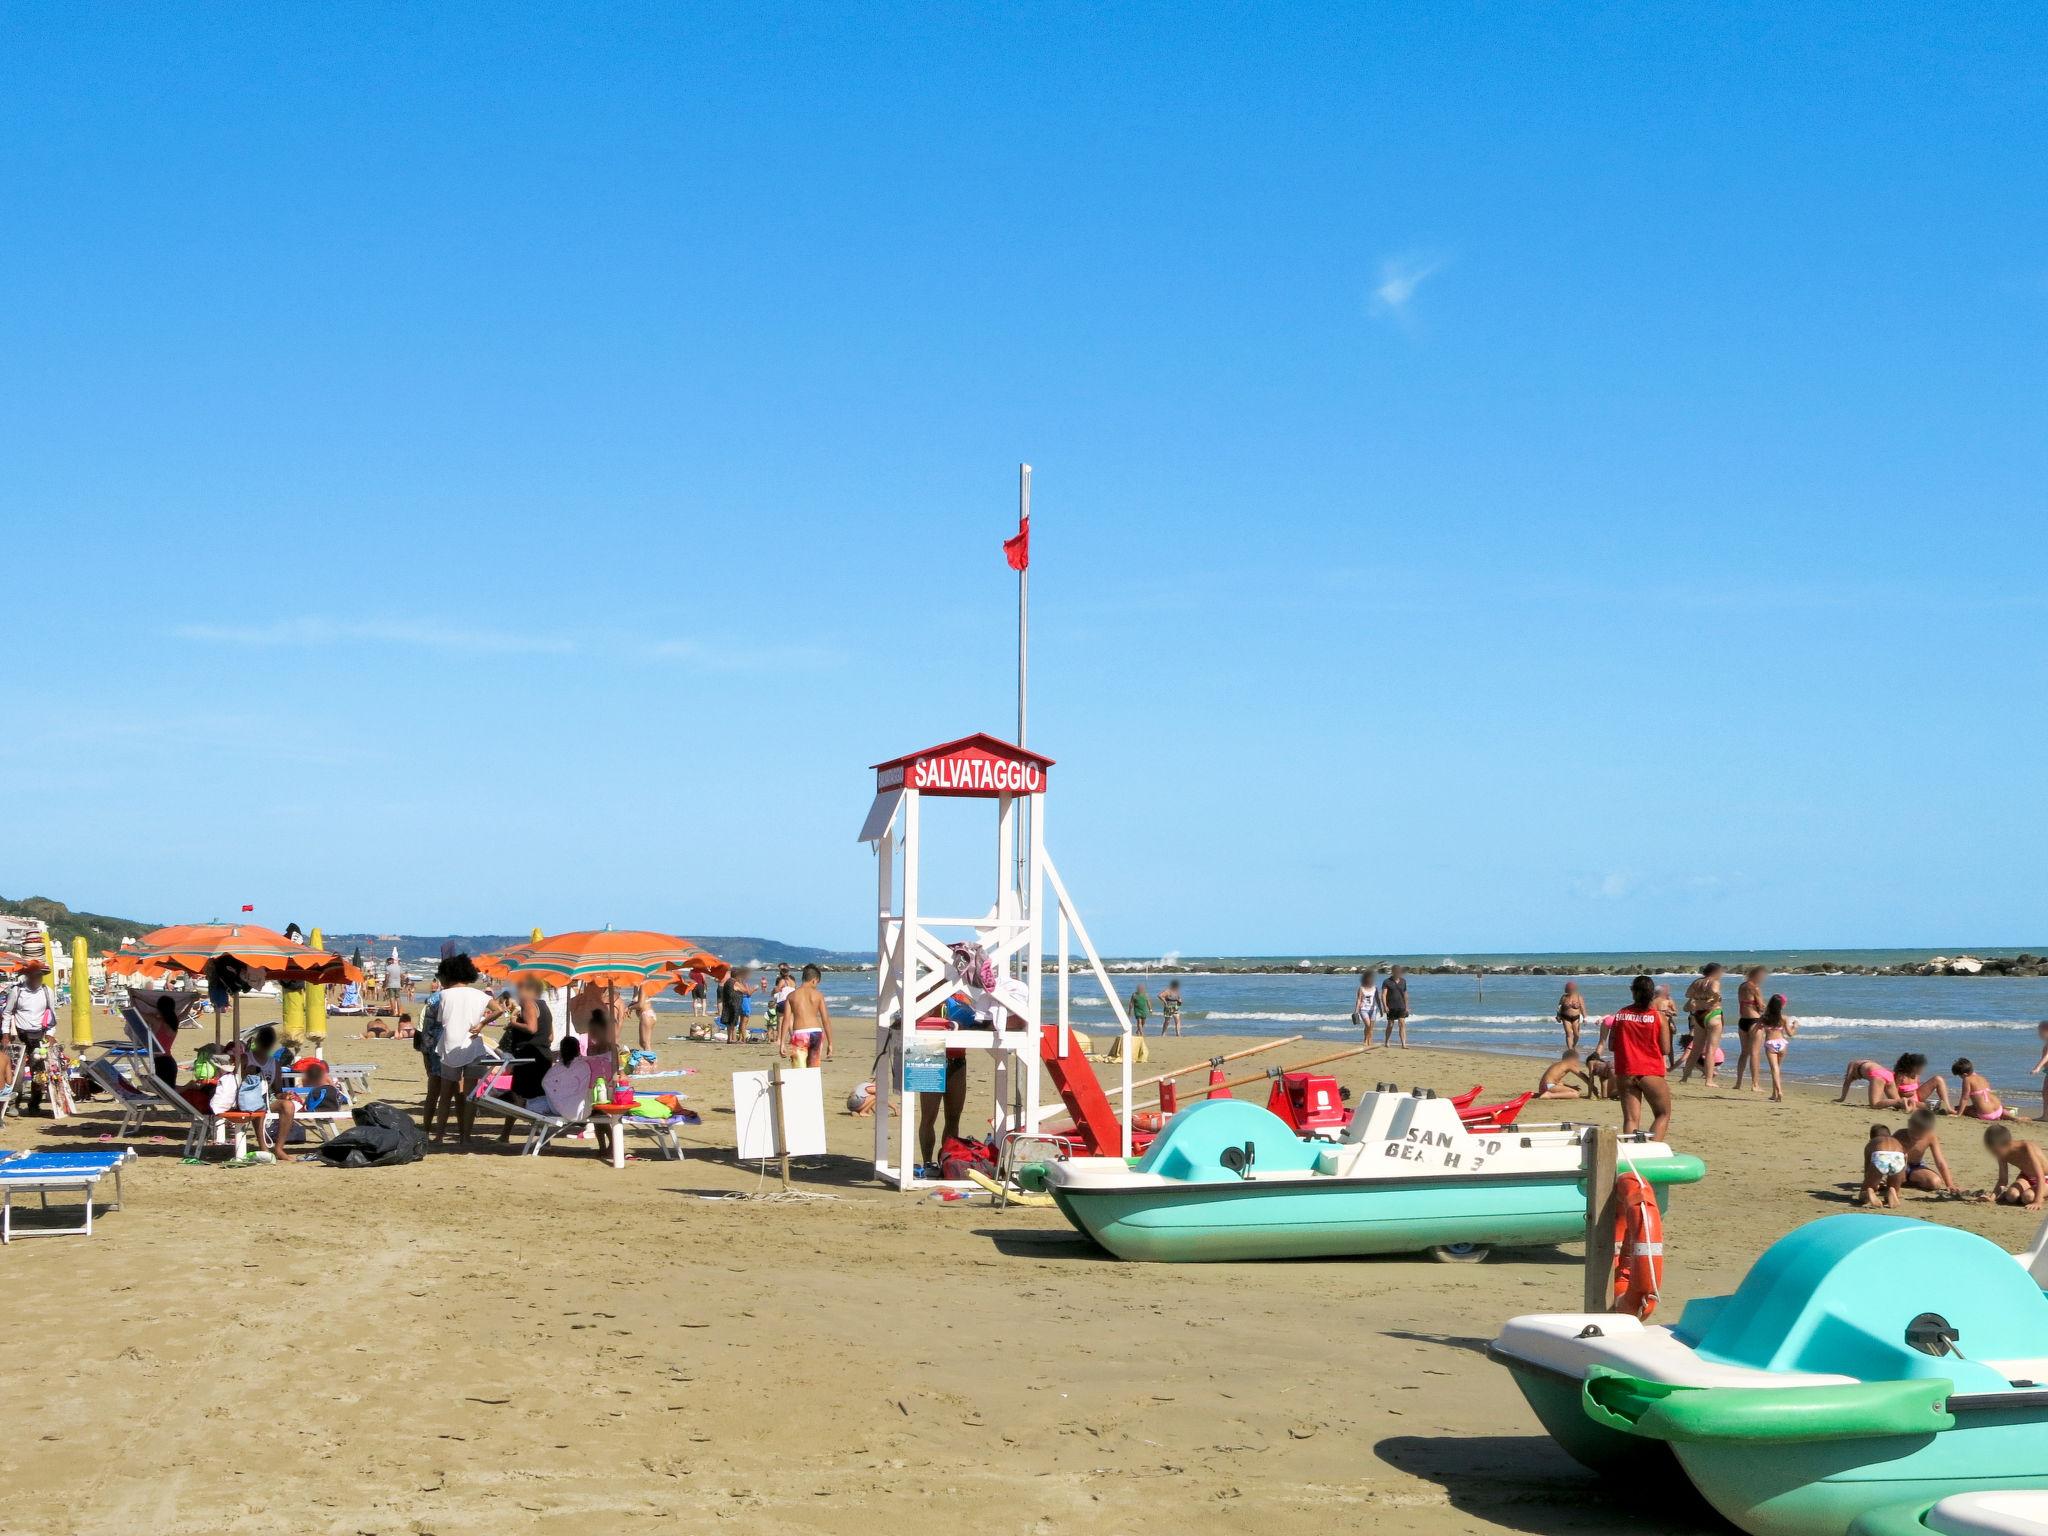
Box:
(0, 1148), (135, 1241)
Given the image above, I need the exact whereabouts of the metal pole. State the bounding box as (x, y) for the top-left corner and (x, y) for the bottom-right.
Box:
(1017, 462), (1030, 747)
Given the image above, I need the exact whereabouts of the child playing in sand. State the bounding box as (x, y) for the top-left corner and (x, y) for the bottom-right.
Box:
(1986, 1125), (2048, 1210)
(1759, 993), (1798, 1103)
(1898, 1108), (1957, 1195)
(1534, 1048), (1595, 1100)
(1582, 1051), (1616, 1101)
(1954, 1059), (2007, 1123)
(1857, 1124), (1907, 1208)
(1838, 1053), (1951, 1112)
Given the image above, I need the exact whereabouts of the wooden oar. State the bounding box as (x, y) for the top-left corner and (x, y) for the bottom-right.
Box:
(1105, 1035), (1304, 1099)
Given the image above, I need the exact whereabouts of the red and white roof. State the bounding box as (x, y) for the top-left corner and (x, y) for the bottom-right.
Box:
(872, 733), (1053, 797)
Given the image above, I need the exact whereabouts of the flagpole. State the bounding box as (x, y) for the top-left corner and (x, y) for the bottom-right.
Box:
(1017, 462), (1030, 746)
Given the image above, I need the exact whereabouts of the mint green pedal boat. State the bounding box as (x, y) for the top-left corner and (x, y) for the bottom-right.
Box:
(1040, 1092), (1704, 1263)
(1490, 1215), (2048, 1536)
(1852, 1492), (2048, 1536)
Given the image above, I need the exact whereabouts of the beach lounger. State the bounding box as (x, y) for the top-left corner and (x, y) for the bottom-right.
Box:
(0, 1148), (134, 1241)
(81, 1056), (168, 1139)
(138, 1064), (234, 1158)
(472, 1085), (592, 1155)
(608, 1112), (690, 1161)
(323, 1062), (376, 1099)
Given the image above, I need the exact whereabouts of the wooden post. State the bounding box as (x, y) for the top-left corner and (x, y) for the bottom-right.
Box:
(767, 1063), (792, 1192)
(1583, 1127), (1619, 1312)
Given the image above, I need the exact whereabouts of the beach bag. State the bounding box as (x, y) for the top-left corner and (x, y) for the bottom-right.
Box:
(938, 1135), (997, 1181)
(234, 1074), (270, 1112)
(313, 1101), (427, 1168)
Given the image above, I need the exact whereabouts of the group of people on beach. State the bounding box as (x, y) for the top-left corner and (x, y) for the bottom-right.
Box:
(382, 951), (836, 1147)
(1842, 1023), (2048, 1211)
(1515, 961), (2048, 1211)
(1857, 1115), (2048, 1211)
(1526, 966), (1806, 1144)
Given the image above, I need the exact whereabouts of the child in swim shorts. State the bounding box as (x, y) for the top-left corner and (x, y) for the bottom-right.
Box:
(1858, 1123), (1906, 1208)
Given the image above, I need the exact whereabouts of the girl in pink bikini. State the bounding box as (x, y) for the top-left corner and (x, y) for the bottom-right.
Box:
(1952, 1058), (2006, 1122)
(1838, 1052), (1953, 1112)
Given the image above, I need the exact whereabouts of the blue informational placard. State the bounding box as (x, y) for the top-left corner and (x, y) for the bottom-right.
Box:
(903, 1030), (949, 1093)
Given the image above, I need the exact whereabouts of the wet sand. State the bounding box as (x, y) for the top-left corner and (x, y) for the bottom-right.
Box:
(2, 1013), (2038, 1535)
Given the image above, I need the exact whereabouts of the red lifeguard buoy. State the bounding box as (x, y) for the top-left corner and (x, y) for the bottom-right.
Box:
(1133, 1110), (1166, 1135)
(1610, 1172), (1664, 1320)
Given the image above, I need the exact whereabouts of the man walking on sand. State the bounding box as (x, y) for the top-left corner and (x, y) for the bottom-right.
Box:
(1380, 966), (1411, 1048)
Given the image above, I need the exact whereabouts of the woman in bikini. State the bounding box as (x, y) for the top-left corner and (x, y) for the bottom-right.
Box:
(1678, 963), (1725, 1087)
(1732, 965), (1768, 1093)
(1759, 992), (1798, 1103)
(1953, 1058), (2007, 1123)
(1555, 982), (1588, 1054)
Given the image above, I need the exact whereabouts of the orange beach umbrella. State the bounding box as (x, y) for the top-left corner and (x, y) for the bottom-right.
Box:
(108, 923), (360, 1045)
(504, 929), (727, 991)
(475, 944), (537, 982)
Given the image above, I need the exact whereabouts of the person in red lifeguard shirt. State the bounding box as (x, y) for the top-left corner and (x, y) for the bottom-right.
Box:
(1597, 974), (1673, 1140)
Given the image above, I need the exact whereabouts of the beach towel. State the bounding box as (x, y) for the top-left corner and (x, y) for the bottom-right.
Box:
(312, 1101), (426, 1168)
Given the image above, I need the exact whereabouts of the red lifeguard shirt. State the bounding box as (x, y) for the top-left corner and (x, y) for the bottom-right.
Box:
(1608, 1008), (1667, 1078)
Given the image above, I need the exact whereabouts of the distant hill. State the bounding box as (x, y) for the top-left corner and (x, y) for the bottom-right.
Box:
(1, 899), (871, 969)
(0, 894), (157, 954)
(324, 932), (871, 968)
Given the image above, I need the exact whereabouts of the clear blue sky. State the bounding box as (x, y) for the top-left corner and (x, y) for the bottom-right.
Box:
(4, 5), (2043, 954)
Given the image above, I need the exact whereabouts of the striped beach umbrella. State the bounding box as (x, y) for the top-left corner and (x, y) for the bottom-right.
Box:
(504, 929), (726, 990)
(475, 943), (536, 982)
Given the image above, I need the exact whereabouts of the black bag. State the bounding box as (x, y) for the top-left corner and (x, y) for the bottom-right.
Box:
(313, 1100), (427, 1168)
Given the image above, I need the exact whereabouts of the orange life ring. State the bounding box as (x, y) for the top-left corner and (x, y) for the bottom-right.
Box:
(1610, 1172), (1664, 1320)
(1133, 1110), (1166, 1135)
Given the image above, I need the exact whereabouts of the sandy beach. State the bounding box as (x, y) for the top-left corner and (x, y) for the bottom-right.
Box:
(0, 1014), (2037, 1536)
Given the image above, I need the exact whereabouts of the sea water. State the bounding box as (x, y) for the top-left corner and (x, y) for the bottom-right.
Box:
(805, 968), (2048, 1100)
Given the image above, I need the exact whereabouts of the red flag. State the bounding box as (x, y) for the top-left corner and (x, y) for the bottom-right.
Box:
(1002, 516), (1030, 572)
(241, 904), (254, 912)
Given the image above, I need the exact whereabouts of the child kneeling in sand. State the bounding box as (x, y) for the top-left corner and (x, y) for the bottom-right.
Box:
(1986, 1125), (2048, 1210)
(1534, 1048), (1595, 1100)
(1857, 1124), (1907, 1208)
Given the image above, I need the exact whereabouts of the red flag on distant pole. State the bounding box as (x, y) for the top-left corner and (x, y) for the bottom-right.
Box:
(241, 904), (255, 912)
(1002, 515), (1029, 572)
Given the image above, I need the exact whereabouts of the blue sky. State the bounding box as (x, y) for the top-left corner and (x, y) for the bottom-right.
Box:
(3, 5), (2043, 953)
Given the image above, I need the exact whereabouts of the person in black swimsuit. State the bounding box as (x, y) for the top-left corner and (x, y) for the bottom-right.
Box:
(1380, 966), (1411, 1048)
(1732, 964), (1768, 1093)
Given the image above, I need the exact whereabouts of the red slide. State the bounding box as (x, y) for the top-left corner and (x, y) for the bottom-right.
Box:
(1038, 1025), (1135, 1155)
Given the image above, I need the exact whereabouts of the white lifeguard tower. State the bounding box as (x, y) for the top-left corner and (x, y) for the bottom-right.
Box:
(858, 733), (1136, 1190)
